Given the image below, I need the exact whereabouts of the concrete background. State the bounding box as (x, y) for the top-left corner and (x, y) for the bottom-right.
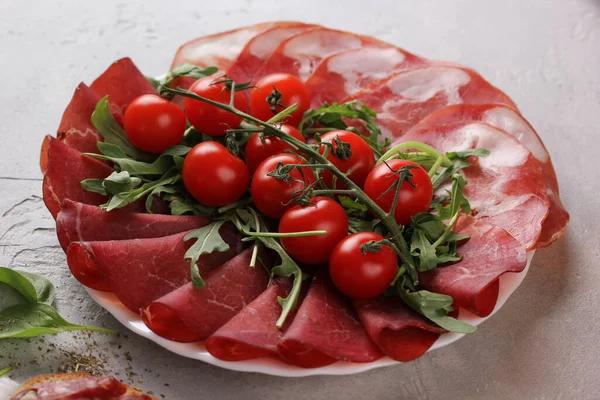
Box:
(0, 0), (599, 398)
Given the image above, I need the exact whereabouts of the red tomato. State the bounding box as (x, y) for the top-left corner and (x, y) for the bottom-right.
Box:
(364, 160), (433, 225)
(184, 76), (248, 136)
(279, 197), (348, 264)
(123, 94), (186, 154)
(319, 130), (375, 189)
(249, 73), (310, 127)
(251, 154), (315, 218)
(329, 232), (398, 299)
(245, 124), (307, 172)
(182, 141), (250, 207)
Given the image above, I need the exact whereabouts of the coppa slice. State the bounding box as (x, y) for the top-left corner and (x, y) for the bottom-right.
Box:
(42, 136), (113, 219)
(10, 374), (128, 400)
(141, 246), (270, 342)
(253, 28), (388, 83)
(353, 297), (446, 362)
(306, 47), (433, 107)
(399, 121), (550, 249)
(278, 271), (383, 368)
(206, 278), (298, 361)
(412, 104), (569, 248)
(227, 23), (319, 83)
(56, 199), (210, 251)
(66, 223), (243, 300)
(347, 66), (517, 138)
(419, 216), (527, 317)
(90, 57), (156, 115)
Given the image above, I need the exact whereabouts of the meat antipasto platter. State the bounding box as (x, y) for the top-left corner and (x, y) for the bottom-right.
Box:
(40, 21), (569, 375)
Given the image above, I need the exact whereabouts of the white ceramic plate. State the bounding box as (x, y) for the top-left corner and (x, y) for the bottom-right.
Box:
(85, 252), (533, 377)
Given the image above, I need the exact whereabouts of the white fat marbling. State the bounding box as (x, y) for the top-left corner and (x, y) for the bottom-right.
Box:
(387, 67), (471, 104)
(248, 27), (309, 59)
(181, 27), (262, 66)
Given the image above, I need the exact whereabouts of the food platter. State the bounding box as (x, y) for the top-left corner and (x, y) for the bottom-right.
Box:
(85, 252), (533, 377)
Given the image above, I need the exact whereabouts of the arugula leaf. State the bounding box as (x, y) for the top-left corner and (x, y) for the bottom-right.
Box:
(431, 148), (489, 189)
(0, 366), (13, 377)
(184, 221), (230, 289)
(91, 97), (154, 161)
(167, 194), (215, 216)
(397, 277), (476, 334)
(0, 303), (116, 339)
(0, 267), (55, 305)
(339, 196), (369, 216)
(410, 229), (438, 272)
(159, 64), (218, 97)
(437, 174), (470, 221)
(102, 171), (142, 195)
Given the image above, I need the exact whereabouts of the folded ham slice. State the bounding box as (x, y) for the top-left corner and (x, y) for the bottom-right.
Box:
(353, 296), (446, 361)
(399, 121), (550, 249)
(278, 270), (383, 368)
(56, 199), (210, 251)
(66, 223), (243, 300)
(42, 136), (113, 219)
(141, 246), (270, 342)
(90, 57), (156, 116)
(419, 216), (527, 317)
(206, 278), (297, 362)
(411, 104), (569, 248)
(347, 66), (517, 138)
(253, 28), (388, 83)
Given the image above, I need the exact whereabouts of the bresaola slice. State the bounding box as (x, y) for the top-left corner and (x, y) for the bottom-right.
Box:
(412, 104), (569, 248)
(90, 57), (156, 115)
(305, 47), (431, 107)
(227, 23), (319, 82)
(253, 28), (388, 82)
(399, 121), (550, 249)
(419, 216), (527, 317)
(278, 271), (383, 368)
(353, 297), (446, 362)
(142, 246), (270, 342)
(66, 223), (243, 301)
(42, 136), (113, 219)
(56, 199), (210, 251)
(347, 66), (517, 138)
(206, 278), (298, 361)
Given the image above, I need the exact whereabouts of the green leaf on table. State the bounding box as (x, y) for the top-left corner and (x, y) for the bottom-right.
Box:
(0, 267), (55, 305)
(0, 303), (116, 339)
(0, 366), (13, 377)
(184, 221), (230, 289)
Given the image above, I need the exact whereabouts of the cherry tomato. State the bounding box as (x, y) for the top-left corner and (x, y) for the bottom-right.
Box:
(329, 232), (398, 299)
(123, 94), (186, 154)
(182, 141), (250, 207)
(251, 154), (315, 218)
(249, 73), (310, 127)
(319, 130), (375, 189)
(279, 197), (348, 264)
(364, 160), (433, 225)
(245, 124), (307, 172)
(184, 76), (248, 136)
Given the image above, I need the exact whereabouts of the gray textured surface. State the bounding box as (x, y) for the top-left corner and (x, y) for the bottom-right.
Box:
(0, 0), (599, 398)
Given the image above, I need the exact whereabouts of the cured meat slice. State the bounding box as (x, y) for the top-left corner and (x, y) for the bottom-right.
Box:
(170, 22), (281, 71)
(412, 104), (569, 248)
(306, 47), (431, 107)
(141, 246), (270, 342)
(90, 57), (155, 115)
(253, 28), (388, 82)
(227, 23), (319, 83)
(347, 66), (517, 138)
(353, 297), (446, 361)
(66, 223), (243, 302)
(42, 136), (112, 219)
(399, 121), (550, 249)
(419, 216), (527, 317)
(56, 199), (210, 251)
(206, 278), (297, 361)
(10, 374), (127, 400)
(278, 271), (383, 368)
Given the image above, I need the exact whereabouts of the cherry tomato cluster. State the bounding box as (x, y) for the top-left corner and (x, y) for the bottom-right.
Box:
(122, 73), (434, 300)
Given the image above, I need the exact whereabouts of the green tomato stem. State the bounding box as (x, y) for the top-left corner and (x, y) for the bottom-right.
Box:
(428, 155), (445, 177)
(266, 104), (299, 124)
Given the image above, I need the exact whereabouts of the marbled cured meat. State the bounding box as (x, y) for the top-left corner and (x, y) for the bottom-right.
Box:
(141, 246), (270, 342)
(278, 271), (383, 368)
(419, 216), (527, 317)
(56, 199), (210, 251)
(411, 104), (569, 248)
(10, 375), (127, 400)
(353, 296), (446, 361)
(347, 66), (517, 138)
(399, 121), (550, 249)
(66, 224), (243, 301)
